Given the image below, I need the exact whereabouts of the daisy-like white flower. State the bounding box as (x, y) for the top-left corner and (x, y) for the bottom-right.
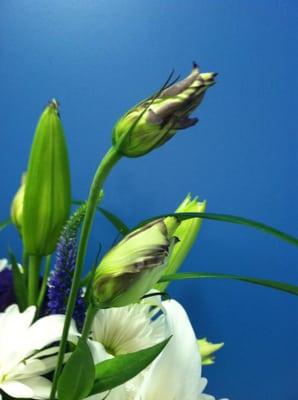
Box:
(0, 304), (78, 399)
(87, 297), (224, 400)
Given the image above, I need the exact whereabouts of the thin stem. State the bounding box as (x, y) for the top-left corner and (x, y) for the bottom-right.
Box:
(22, 249), (29, 284)
(36, 255), (52, 315)
(27, 255), (42, 305)
(80, 304), (97, 342)
(50, 147), (121, 400)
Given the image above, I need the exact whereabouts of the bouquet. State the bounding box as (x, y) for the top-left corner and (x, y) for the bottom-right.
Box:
(0, 63), (297, 400)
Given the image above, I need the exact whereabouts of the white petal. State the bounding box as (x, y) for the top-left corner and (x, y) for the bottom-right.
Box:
(26, 315), (78, 351)
(30, 346), (60, 359)
(0, 258), (8, 271)
(88, 339), (111, 364)
(91, 303), (165, 355)
(85, 385), (127, 400)
(12, 355), (58, 379)
(137, 299), (203, 400)
(0, 380), (34, 398)
(20, 376), (52, 399)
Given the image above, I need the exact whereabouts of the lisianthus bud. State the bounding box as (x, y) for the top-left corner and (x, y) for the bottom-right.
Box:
(112, 63), (216, 157)
(22, 100), (71, 255)
(198, 338), (224, 365)
(11, 173), (26, 233)
(92, 219), (178, 308)
(156, 194), (206, 291)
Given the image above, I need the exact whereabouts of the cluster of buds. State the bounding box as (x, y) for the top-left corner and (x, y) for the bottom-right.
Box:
(113, 62), (216, 157)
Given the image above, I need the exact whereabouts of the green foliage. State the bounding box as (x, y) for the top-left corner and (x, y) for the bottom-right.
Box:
(136, 212), (298, 247)
(159, 272), (298, 295)
(57, 341), (95, 400)
(91, 337), (171, 395)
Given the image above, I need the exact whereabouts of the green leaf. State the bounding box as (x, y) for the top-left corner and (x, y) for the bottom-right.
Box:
(72, 199), (129, 236)
(135, 212), (298, 247)
(97, 207), (130, 236)
(159, 272), (298, 295)
(57, 341), (95, 400)
(0, 218), (12, 232)
(9, 251), (27, 311)
(91, 337), (171, 395)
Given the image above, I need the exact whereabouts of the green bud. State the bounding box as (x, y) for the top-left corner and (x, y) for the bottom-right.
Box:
(11, 173), (26, 233)
(198, 338), (224, 365)
(92, 219), (177, 308)
(22, 100), (71, 255)
(112, 62), (216, 157)
(156, 194), (206, 291)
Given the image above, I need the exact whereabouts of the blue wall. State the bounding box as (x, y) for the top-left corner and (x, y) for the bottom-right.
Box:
(1, 1), (297, 399)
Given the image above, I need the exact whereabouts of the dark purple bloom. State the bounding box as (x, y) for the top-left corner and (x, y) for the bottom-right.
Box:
(0, 264), (16, 312)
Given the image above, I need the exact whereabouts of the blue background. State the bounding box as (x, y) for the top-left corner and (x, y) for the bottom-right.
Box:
(1, 1), (297, 399)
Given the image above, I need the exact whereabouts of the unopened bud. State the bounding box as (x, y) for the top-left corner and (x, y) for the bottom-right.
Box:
(22, 100), (71, 255)
(93, 219), (177, 308)
(198, 338), (224, 365)
(113, 63), (216, 157)
(11, 173), (26, 233)
(156, 194), (206, 291)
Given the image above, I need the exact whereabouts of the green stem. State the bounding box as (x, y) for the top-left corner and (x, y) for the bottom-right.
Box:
(27, 254), (42, 305)
(50, 146), (121, 400)
(81, 304), (97, 342)
(36, 255), (52, 315)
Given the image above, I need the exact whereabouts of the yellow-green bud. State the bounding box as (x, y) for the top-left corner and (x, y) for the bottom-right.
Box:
(198, 338), (224, 365)
(92, 219), (178, 308)
(156, 194), (206, 291)
(11, 173), (26, 233)
(112, 62), (216, 157)
(22, 100), (71, 255)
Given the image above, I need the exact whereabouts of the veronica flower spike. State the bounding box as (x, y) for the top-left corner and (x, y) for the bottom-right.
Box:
(113, 63), (216, 157)
(0, 305), (78, 399)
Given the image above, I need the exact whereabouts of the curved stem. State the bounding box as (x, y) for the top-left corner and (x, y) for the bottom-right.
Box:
(50, 146), (121, 400)
(28, 254), (42, 305)
(81, 303), (98, 342)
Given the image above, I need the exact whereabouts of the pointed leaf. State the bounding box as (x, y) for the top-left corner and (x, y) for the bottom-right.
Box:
(135, 212), (298, 247)
(97, 207), (129, 236)
(91, 337), (171, 395)
(0, 217), (12, 232)
(159, 272), (298, 295)
(57, 341), (95, 400)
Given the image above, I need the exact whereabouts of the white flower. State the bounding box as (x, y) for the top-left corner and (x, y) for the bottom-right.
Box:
(0, 304), (78, 399)
(87, 297), (223, 400)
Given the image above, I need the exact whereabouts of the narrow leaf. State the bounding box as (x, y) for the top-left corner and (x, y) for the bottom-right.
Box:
(9, 251), (27, 310)
(91, 337), (171, 395)
(97, 207), (130, 236)
(72, 200), (129, 236)
(159, 272), (298, 295)
(135, 212), (298, 247)
(57, 341), (95, 400)
(0, 217), (12, 232)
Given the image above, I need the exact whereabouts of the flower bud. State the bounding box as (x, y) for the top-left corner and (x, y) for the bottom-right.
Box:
(92, 219), (178, 308)
(156, 194), (206, 291)
(198, 338), (224, 365)
(22, 100), (71, 255)
(11, 173), (26, 233)
(112, 63), (216, 157)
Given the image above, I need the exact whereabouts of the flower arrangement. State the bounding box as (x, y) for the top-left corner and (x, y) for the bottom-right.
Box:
(0, 63), (297, 400)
